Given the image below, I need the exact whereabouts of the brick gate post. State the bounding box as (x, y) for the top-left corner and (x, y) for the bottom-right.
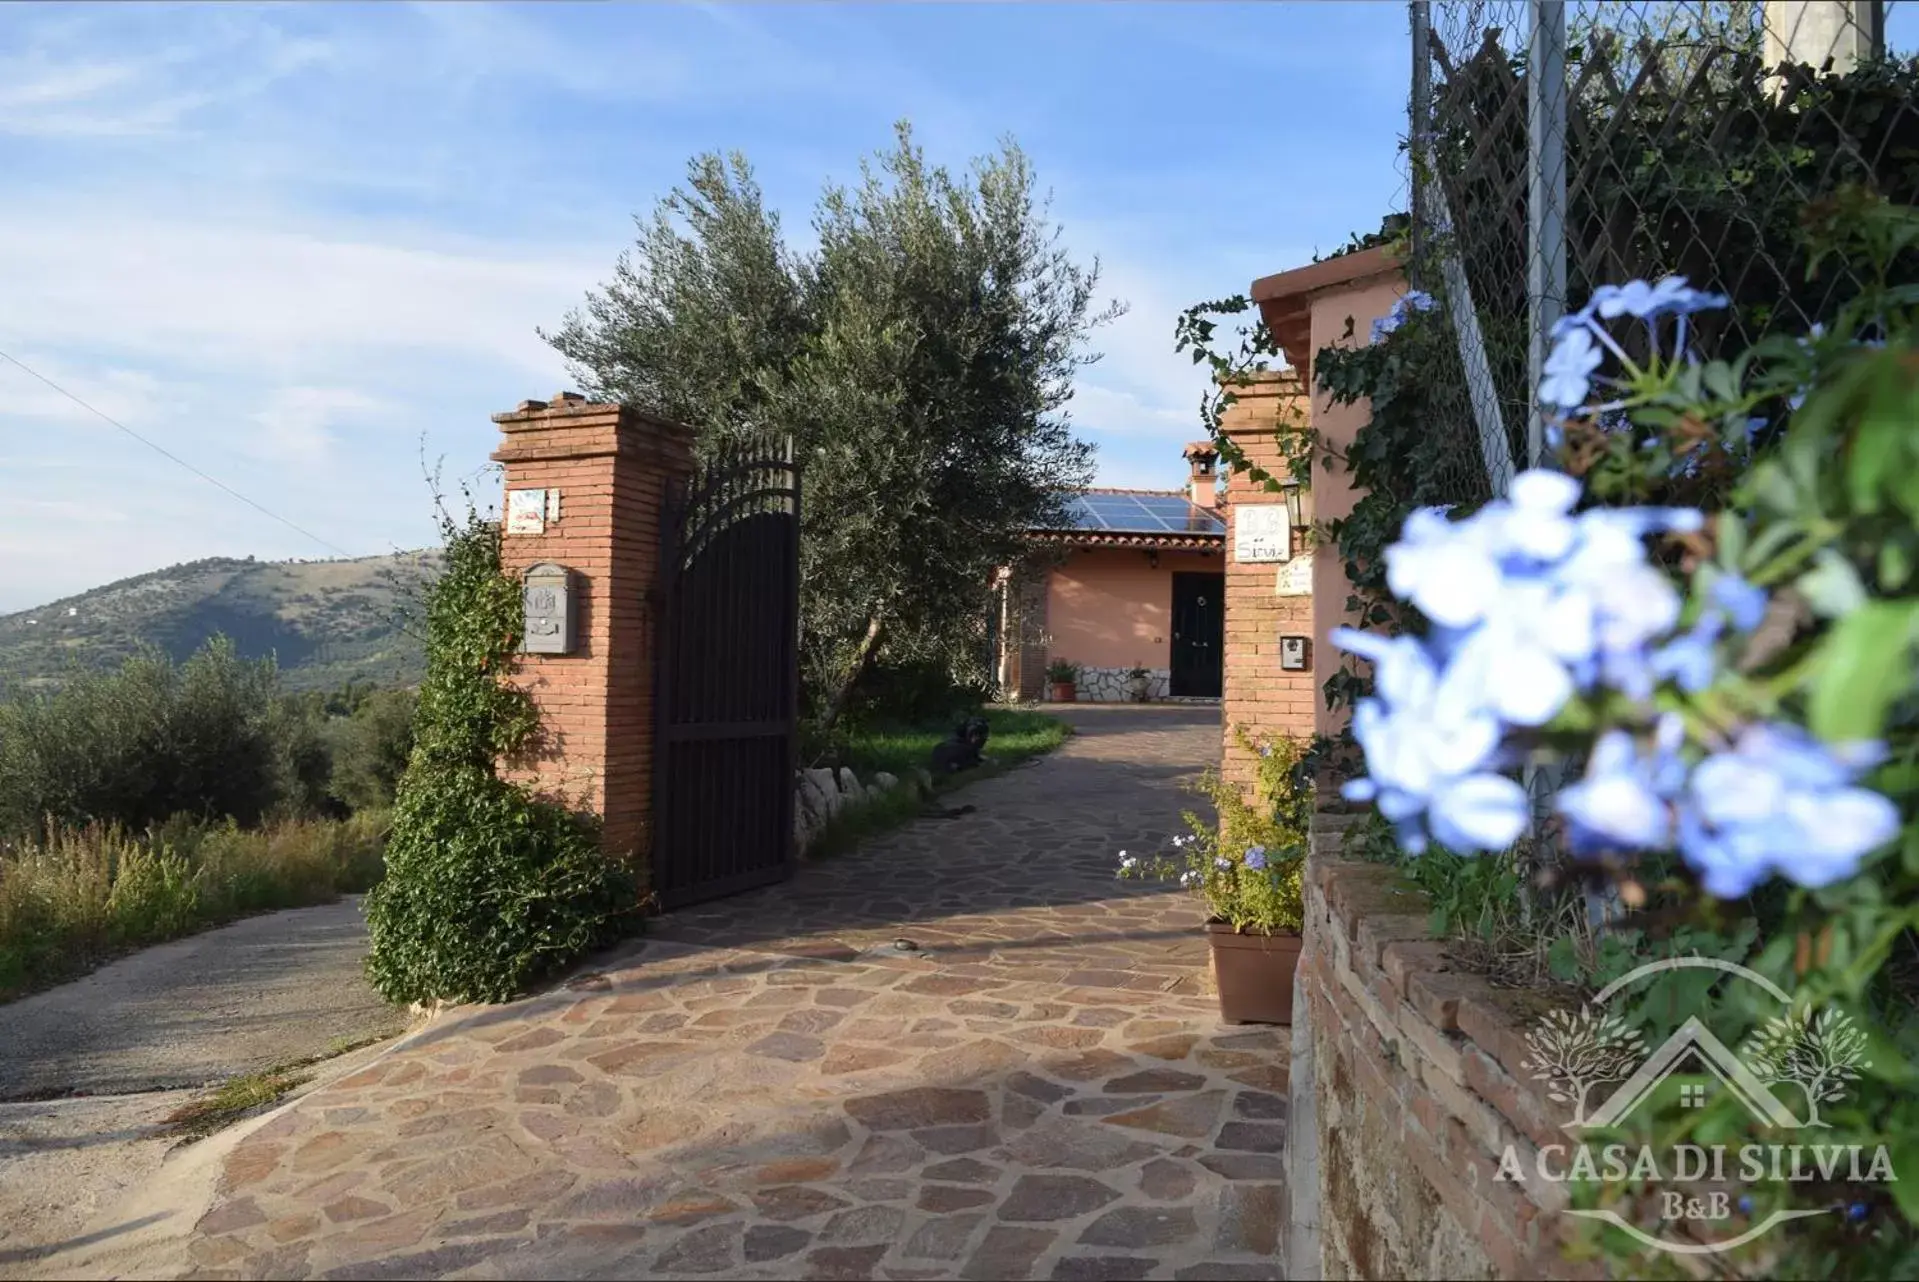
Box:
(1218, 369), (1316, 794)
(489, 392), (696, 882)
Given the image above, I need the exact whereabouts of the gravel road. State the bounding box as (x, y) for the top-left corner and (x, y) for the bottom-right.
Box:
(0, 896), (410, 1270)
(0, 896), (406, 1101)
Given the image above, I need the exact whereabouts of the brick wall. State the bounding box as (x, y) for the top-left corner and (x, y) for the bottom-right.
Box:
(1219, 370), (1316, 792)
(489, 394), (695, 880)
(1293, 811), (1601, 1281)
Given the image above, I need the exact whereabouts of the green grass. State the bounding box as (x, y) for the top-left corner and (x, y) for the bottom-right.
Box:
(161, 1068), (314, 1140)
(160, 1031), (397, 1140)
(0, 813), (388, 1003)
(804, 707), (1070, 860)
(839, 707), (1070, 777)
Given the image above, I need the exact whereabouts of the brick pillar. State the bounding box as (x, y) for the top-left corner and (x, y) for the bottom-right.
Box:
(1249, 246), (1408, 755)
(489, 393), (695, 876)
(1219, 370), (1316, 794)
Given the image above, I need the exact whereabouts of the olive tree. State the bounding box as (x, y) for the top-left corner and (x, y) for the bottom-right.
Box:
(544, 123), (1116, 728)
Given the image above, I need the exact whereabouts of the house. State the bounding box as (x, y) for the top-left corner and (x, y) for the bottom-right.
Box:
(993, 443), (1228, 702)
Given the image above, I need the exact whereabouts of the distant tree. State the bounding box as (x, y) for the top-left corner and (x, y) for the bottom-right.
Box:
(0, 638), (284, 834)
(325, 688), (417, 814)
(545, 123), (1116, 728)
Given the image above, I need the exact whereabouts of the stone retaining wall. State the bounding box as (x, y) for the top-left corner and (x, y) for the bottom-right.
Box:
(1289, 811), (1603, 1281)
(1074, 665), (1170, 702)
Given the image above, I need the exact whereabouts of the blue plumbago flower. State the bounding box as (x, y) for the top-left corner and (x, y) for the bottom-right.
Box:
(1709, 572), (1768, 632)
(1215, 856), (1233, 871)
(1540, 326), (1604, 409)
(1544, 277), (1731, 416)
(1589, 277), (1728, 322)
(1380, 471), (1700, 719)
(1335, 472), (1720, 856)
(1650, 614), (1725, 693)
(1180, 870), (1200, 888)
(1678, 724), (1899, 897)
(1370, 290), (1437, 343)
(1557, 715), (1688, 855)
(1244, 846), (1268, 870)
(1331, 628), (1524, 855)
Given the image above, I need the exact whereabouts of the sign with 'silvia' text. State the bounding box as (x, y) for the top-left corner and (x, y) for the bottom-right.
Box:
(1235, 504), (1291, 563)
(506, 489), (547, 535)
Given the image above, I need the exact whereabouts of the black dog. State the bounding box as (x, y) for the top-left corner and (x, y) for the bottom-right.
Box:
(929, 715), (991, 774)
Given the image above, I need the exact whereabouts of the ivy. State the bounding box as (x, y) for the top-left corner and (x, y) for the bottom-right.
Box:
(363, 505), (639, 1006)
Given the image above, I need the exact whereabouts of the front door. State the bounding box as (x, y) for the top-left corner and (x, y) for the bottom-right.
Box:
(1170, 571), (1224, 698)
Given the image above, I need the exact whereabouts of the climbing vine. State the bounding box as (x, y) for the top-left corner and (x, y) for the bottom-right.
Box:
(363, 502), (639, 1006)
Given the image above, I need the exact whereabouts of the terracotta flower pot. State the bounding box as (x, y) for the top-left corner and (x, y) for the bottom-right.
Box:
(1048, 681), (1077, 702)
(1207, 921), (1302, 1025)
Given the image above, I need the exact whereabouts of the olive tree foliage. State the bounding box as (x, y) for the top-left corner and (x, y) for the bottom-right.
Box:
(543, 123), (1118, 728)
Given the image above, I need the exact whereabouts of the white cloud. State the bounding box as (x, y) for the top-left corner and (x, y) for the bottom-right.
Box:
(0, 208), (595, 376)
(249, 386), (393, 464)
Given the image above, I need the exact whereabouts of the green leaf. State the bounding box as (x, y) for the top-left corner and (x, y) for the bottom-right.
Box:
(1701, 360), (1738, 403)
(1796, 549), (1869, 619)
(1715, 511), (1747, 570)
(1847, 363), (1914, 515)
(1751, 462), (1799, 516)
(1891, 1141), (1919, 1224)
(1880, 539), (1913, 591)
(1808, 600), (1918, 742)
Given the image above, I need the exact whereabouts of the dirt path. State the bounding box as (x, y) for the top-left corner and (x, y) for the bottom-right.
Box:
(0, 897), (406, 1102)
(0, 897), (410, 1273)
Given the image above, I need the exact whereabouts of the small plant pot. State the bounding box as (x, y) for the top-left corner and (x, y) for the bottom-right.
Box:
(1207, 922), (1302, 1025)
(1128, 676), (1151, 702)
(1048, 681), (1077, 702)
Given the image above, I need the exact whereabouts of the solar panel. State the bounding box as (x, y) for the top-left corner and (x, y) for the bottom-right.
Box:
(1043, 492), (1224, 536)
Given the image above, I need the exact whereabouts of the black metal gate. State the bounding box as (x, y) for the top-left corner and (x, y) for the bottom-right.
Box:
(651, 437), (801, 910)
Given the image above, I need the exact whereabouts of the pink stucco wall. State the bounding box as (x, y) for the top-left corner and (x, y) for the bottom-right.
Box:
(1044, 547), (1223, 670)
(1307, 272), (1406, 739)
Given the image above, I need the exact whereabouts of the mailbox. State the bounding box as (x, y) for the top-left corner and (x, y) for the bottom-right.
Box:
(1279, 635), (1311, 672)
(522, 563), (575, 655)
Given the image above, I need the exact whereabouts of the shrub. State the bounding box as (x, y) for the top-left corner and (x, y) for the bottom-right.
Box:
(0, 638), (287, 836)
(362, 506), (638, 1006)
(1119, 728), (1312, 934)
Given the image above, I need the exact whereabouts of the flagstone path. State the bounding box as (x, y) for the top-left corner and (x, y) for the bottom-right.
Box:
(62, 705), (1291, 1281)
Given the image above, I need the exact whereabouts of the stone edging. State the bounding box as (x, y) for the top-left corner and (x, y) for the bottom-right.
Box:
(793, 765), (915, 857)
(1294, 809), (1605, 1281)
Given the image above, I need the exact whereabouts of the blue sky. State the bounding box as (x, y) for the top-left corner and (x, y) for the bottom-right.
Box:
(0, 1), (1411, 612)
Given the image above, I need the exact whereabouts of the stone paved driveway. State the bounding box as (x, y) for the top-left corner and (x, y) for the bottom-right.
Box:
(151, 706), (1291, 1281)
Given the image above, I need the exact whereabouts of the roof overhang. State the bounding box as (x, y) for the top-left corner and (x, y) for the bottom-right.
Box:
(1249, 244), (1402, 373)
(1027, 530), (1224, 553)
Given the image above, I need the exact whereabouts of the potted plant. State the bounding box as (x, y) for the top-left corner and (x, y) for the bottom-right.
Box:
(1118, 728), (1312, 1024)
(1045, 658), (1080, 702)
(1125, 663), (1152, 703)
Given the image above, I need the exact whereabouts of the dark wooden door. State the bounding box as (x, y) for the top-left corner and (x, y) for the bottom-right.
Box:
(652, 437), (801, 910)
(1170, 571), (1224, 698)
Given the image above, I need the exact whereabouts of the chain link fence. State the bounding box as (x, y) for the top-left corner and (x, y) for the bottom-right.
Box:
(1405, 0), (1915, 909)
(1410, 0), (1913, 503)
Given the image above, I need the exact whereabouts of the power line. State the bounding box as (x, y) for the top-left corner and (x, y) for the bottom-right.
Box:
(0, 347), (436, 650)
(0, 347), (355, 559)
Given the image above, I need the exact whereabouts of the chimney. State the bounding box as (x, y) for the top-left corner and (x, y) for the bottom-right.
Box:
(1182, 441), (1220, 510)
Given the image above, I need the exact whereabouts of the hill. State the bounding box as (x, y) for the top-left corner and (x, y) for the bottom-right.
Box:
(0, 552), (441, 695)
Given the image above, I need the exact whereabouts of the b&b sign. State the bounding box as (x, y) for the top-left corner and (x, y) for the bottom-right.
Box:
(1235, 505), (1291, 563)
